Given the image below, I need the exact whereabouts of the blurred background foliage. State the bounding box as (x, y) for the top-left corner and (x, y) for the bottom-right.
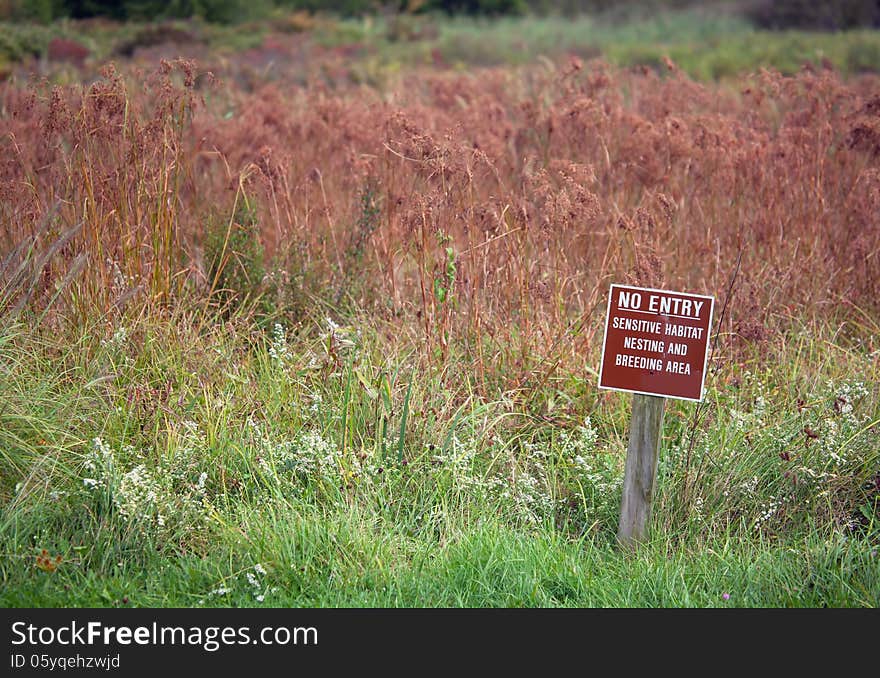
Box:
(2, 1), (879, 82)
(2, 0), (879, 27)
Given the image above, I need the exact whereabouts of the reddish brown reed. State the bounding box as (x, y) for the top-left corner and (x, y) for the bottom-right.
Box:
(2, 54), (878, 387)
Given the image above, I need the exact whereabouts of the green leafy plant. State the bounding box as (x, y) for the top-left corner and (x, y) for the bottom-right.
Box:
(204, 202), (266, 314)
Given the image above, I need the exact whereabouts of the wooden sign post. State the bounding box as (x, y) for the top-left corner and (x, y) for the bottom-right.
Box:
(598, 284), (714, 548)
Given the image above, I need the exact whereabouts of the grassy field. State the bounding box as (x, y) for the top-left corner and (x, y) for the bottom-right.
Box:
(0, 9), (879, 608)
(3, 8), (880, 79)
(1, 314), (878, 607)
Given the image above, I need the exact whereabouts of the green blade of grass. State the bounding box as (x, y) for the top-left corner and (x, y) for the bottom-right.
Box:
(397, 374), (413, 465)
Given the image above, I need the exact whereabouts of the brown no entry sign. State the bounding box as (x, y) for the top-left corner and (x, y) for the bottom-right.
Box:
(599, 284), (714, 402)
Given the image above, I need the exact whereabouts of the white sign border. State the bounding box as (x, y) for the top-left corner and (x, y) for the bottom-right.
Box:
(597, 283), (715, 403)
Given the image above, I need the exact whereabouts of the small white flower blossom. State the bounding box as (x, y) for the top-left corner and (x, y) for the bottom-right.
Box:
(268, 323), (291, 365)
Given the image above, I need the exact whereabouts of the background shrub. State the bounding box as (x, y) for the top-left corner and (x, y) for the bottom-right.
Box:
(744, 0), (880, 30)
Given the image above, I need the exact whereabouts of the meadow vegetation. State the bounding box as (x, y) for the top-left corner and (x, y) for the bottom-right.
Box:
(4, 7), (880, 79)
(0, 9), (878, 606)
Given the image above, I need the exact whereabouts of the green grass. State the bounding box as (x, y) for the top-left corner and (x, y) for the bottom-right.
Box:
(1, 308), (877, 607)
(333, 10), (880, 77)
(4, 516), (877, 607)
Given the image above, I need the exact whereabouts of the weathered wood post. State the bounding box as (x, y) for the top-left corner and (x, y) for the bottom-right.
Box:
(617, 394), (665, 548)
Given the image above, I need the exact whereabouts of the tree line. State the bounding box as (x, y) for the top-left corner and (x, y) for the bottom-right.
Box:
(3, 0), (879, 29)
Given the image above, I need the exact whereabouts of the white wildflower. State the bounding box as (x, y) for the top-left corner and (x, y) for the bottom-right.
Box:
(100, 326), (128, 348)
(92, 437), (113, 458)
(268, 323), (291, 364)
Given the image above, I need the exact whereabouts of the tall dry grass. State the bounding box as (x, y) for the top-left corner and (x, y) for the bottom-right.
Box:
(2, 55), (879, 388)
